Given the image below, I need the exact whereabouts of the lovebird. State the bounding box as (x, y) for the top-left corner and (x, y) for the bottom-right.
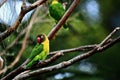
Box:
(49, 0), (68, 29)
(25, 34), (49, 69)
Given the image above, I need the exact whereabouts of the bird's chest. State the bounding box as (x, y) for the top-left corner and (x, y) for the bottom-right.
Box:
(43, 43), (49, 54)
(49, 4), (65, 20)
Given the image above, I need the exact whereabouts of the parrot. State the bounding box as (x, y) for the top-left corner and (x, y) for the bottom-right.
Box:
(49, 0), (68, 29)
(25, 34), (49, 69)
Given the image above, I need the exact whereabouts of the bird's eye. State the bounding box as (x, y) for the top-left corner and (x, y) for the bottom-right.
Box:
(37, 34), (45, 43)
(40, 35), (44, 40)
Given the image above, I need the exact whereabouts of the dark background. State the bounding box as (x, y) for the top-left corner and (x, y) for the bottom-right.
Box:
(0, 0), (120, 80)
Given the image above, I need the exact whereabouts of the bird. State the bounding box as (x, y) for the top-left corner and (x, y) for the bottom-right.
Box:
(49, 0), (68, 29)
(25, 34), (49, 69)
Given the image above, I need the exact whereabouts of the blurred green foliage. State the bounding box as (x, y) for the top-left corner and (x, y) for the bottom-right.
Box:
(0, 0), (120, 80)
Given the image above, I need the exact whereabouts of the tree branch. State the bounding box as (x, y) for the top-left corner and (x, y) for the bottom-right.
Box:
(1, 27), (120, 80)
(1, 52), (63, 80)
(1, 0), (119, 79)
(0, 7), (25, 42)
(0, 0), (47, 42)
(0, 43), (97, 80)
(49, 44), (97, 55)
(12, 27), (120, 80)
(0, 7), (39, 75)
(97, 27), (120, 50)
(0, 0), (7, 7)
(0, 28), (26, 56)
(29, 52), (64, 69)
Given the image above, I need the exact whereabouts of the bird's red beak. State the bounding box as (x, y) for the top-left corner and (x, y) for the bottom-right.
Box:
(37, 37), (41, 43)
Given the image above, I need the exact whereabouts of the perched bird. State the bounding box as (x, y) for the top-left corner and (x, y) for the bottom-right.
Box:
(25, 34), (49, 69)
(49, 0), (68, 29)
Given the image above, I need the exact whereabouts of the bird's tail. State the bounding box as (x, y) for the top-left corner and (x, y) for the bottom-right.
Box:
(63, 23), (68, 29)
(25, 59), (38, 69)
(25, 61), (33, 69)
(63, 22), (71, 30)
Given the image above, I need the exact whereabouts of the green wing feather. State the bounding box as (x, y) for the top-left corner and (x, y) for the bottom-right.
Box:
(25, 34), (49, 69)
(49, 3), (65, 21)
(28, 43), (43, 60)
(49, 2), (68, 29)
(25, 44), (43, 68)
(26, 51), (46, 68)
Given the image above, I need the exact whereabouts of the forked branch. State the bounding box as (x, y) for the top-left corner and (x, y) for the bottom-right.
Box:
(12, 27), (120, 80)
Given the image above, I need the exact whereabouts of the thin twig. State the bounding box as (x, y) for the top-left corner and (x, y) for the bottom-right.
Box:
(49, 44), (97, 55)
(97, 27), (120, 50)
(0, 0), (47, 42)
(0, 0), (7, 7)
(98, 34), (120, 51)
(0, 29), (26, 74)
(0, 28), (26, 56)
(7, 7), (39, 70)
(1, 52), (63, 80)
(0, 7), (40, 75)
(29, 52), (64, 69)
(0, 8), (25, 42)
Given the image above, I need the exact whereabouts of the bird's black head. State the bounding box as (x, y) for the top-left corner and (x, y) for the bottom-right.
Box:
(37, 34), (45, 44)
